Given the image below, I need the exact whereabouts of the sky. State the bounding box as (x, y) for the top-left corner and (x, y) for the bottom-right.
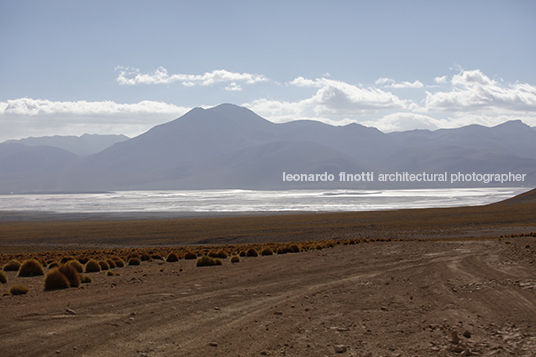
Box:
(1, 0), (536, 142)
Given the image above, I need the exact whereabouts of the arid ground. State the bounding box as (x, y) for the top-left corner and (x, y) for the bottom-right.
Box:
(1, 189), (535, 357)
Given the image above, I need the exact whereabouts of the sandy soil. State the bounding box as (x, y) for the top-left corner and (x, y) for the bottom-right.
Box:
(1, 236), (536, 357)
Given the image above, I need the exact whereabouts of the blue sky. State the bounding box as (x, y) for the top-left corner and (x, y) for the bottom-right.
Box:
(1, 0), (536, 141)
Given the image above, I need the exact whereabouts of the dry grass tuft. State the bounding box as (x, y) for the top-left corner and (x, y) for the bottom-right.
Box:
(58, 264), (81, 288)
(3, 260), (21, 271)
(10, 284), (29, 295)
(85, 259), (101, 273)
(246, 248), (258, 257)
(128, 257), (141, 266)
(98, 260), (110, 270)
(106, 259), (116, 269)
(111, 256), (125, 268)
(67, 260), (84, 273)
(18, 259), (45, 277)
(44, 268), (70, 290)
(230, 255), (240, 263)
(166, 252), (180, 262)
(81, 275), (92, 284)
(196, 255), (222, 267)
(0, 270), (7, 284)
(260, 247), (273, 256)
(184, 251), (197, 260)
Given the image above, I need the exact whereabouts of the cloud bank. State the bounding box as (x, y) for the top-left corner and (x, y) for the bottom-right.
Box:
(2, 68), (536, 141)
(115, 67), (268, 90)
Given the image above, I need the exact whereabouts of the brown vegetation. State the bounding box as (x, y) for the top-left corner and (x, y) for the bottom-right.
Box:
(17, 259), (44, 277)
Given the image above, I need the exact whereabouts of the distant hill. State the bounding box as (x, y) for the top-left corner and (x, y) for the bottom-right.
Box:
(3, 134), (129, 157)
(493, 187), (536, 205)
(0, 104), (534, 193)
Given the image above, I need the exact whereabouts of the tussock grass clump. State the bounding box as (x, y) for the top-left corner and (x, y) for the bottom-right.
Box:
(85, 259), (101, 273)
(111, 256), (125, 268)
(48, 261), (60, 269)
(81, 275), (92, 284)
(184, 251), (197, 260)
(196, 255), (222, 267)
(209, 250), (228, 259)
(58, 264), (81, 288)
(166, 252), (180, 262)
(106, 259), (116, 269)
(3, 259), (21, 271)
(107, 270), (121, 276)
(67, 260), (84, 273)
(246, 248), (258, 257)
(18, 259), (45, 277)
(230, 255), (240, 263)
(44, 268), (70, 290)
(140, 253), (152, 262)
(98, 260), (110, 270)
(128, 257), (141, 266)
(60, 255), (76, 264)
(0, 270), (7, 284)
(10, 284), (29, 295)
(260, 247), (273, 256)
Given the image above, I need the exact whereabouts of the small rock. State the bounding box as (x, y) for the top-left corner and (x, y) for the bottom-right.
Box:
(380, 306), (388, 311)
(463, 330), (472, 338)
(451, 331), (460, 344)
(274, 311), (283, 315)
(209, 342), (218, 347)
(333, 345), (347, 353)
(65, 308), (76, 315)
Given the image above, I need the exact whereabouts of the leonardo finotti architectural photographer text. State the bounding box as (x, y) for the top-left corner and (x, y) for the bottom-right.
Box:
(282, 172), (527, 184)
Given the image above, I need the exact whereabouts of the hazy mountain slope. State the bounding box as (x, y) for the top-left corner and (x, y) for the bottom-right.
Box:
(0, 104), (534, 193)
(388, 120), (536, 160)
(143, 140), (374, 189)
(3, 134), (129, 157)
(0, 143), (78, 193)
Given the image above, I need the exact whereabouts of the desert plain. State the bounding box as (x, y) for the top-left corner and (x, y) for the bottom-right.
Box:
(1, 188), (536, 357)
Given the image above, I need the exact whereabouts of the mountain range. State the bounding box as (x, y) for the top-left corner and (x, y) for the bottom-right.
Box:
(0, 103), (534, 193)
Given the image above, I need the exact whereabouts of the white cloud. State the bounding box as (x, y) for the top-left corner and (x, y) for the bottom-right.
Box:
(375, 77), (424, 89)
(225, 82), (242, 91)
(434, 76), (448, 84)
(0, 98), (190, 141)
(360, 112), (448, 132)
(115, 66), (268, 87)
(425, 69), (536, 113)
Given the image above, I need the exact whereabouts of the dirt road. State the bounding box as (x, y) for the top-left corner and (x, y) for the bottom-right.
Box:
(2, 236), (535, 357)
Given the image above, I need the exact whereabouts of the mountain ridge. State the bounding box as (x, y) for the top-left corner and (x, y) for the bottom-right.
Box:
(0, 103), (534, 193)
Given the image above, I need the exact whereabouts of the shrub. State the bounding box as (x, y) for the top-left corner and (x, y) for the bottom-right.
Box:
(0, 270), (7, 284)
(10, 284), (29, 295)
(140, 253), (152, 262)
(230, 255), (240, 263)
(98, 260), (110, 271)
(166, 252), (180, 262)
(48, 261), (60, 269)
(60, 255), (76, 264)
(81, 275), (92, 284)
(106, 259), (116, 269)
(67, 260), (84, 273)
(246, 248), (258, 257)
(239, 251), (246, 257)
(3, 259), (21, 271)
(184, 251), (197, 260)
(18, 259), (45, 277)
(107, 270), (120, 276)
(85, 259), (101, 273)
(196, 255), (222, 267)
(289, 244), (301, 253)
(127, 257), (141, 266)
(44, 268), (70, 290)
(260, 247), (273, 256)
(58, 264), (81, 288)
(112, 257), (125, 268)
